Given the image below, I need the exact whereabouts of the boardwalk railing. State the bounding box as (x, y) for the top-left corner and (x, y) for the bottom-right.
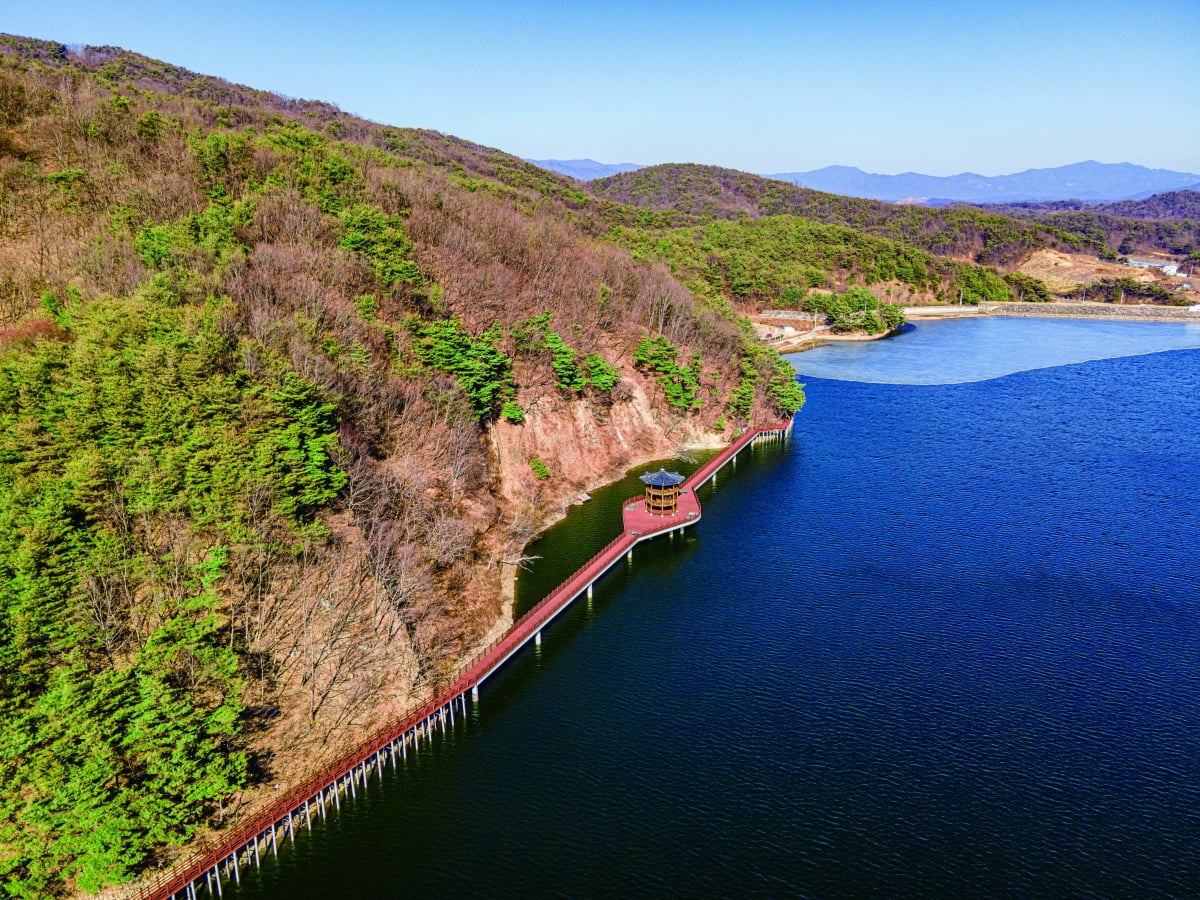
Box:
(130, 418), (793, 900)
(689, 420), (792, 489)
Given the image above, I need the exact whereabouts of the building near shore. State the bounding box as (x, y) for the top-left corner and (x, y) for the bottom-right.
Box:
(1127, 260), (1179, 276)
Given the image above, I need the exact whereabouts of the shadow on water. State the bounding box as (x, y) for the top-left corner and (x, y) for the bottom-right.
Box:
(513, 453), (706, 617)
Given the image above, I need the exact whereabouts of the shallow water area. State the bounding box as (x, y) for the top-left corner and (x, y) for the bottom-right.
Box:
(227, 317), (1200, 899)
(788, 315), (1200, 383)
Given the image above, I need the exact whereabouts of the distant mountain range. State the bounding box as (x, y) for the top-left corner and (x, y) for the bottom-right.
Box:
(767, 162), (1200, 204)
(529, 158), (1200, 204)
(524, 158), (644, 180)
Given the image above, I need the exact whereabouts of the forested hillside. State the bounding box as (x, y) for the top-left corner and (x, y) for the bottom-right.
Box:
(610, 216), (1017, 307)
(589, 163), (1095, 267)
(985, 190), (1200, 220)
(973, 191), (1200, 259)
(7, 29), (1187, 896)
(590, 164), (1200, 300)
(0, 36), (802, 897)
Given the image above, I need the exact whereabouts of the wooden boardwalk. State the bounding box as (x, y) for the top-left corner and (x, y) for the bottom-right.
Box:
(135, 419), (792, 900)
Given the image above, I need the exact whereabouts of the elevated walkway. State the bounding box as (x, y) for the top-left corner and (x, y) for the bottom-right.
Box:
(138, 418), (794, 900)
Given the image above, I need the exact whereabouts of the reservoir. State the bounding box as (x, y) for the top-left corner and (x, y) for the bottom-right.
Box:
(230, 317), (1200, 898)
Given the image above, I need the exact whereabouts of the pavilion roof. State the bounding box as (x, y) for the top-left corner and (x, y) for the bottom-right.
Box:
(639, 468), (685, 487)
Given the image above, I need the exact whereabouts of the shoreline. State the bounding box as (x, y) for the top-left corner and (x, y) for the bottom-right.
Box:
(502, 437), (732, 620)
(130, 425), (783, 899)
(763, 300), (1199, 356)
(769, 327), (901, 354)
(902, 306), (983, 319)
(903, 301), (1200, 323)
(118, 431), (733, 900)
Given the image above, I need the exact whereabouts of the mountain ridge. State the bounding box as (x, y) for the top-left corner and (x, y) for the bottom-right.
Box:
(528, 156), (1200, 204)
(588, 163), (1094, 267)
(588, 163), (1200, 274)
(0, 32), (1189, 895)
(768, 161), (1200, 204)
(975, 190), (1200, 221)
(525, 158), (644, 180)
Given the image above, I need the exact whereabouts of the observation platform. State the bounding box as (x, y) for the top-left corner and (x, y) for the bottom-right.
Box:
(621, 489), (700, 537)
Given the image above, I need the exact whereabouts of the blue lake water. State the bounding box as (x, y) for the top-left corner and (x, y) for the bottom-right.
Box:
(231, 318), (1200, 898)
(791, 316), (1200, 384)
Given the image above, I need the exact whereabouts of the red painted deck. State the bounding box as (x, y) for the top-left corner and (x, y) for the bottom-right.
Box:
(135, 420), (792, 900)
(621, 487), (701, 535)
(436, 422), (791, 694)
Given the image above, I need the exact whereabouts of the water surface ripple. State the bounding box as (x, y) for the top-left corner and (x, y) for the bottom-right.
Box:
(232, 322), (1200, 899)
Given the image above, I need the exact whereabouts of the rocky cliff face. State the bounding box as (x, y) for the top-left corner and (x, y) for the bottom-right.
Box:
(491, 375), (726, 517)
(483, 371), (731, 634)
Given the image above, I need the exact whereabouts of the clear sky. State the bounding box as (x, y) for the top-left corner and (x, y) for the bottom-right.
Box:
(4, 0), (1199, 176)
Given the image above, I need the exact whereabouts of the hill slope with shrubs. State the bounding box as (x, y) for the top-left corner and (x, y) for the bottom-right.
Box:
(588, 163), (1097, 268)
(0, 35), (802, 897)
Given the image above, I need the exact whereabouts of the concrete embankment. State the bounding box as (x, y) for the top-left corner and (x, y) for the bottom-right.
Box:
(977, 302), (1200, 321)
(902, 305), (981, 318)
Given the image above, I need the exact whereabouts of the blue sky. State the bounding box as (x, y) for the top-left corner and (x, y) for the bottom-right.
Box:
(5, 0), (1199, 175)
